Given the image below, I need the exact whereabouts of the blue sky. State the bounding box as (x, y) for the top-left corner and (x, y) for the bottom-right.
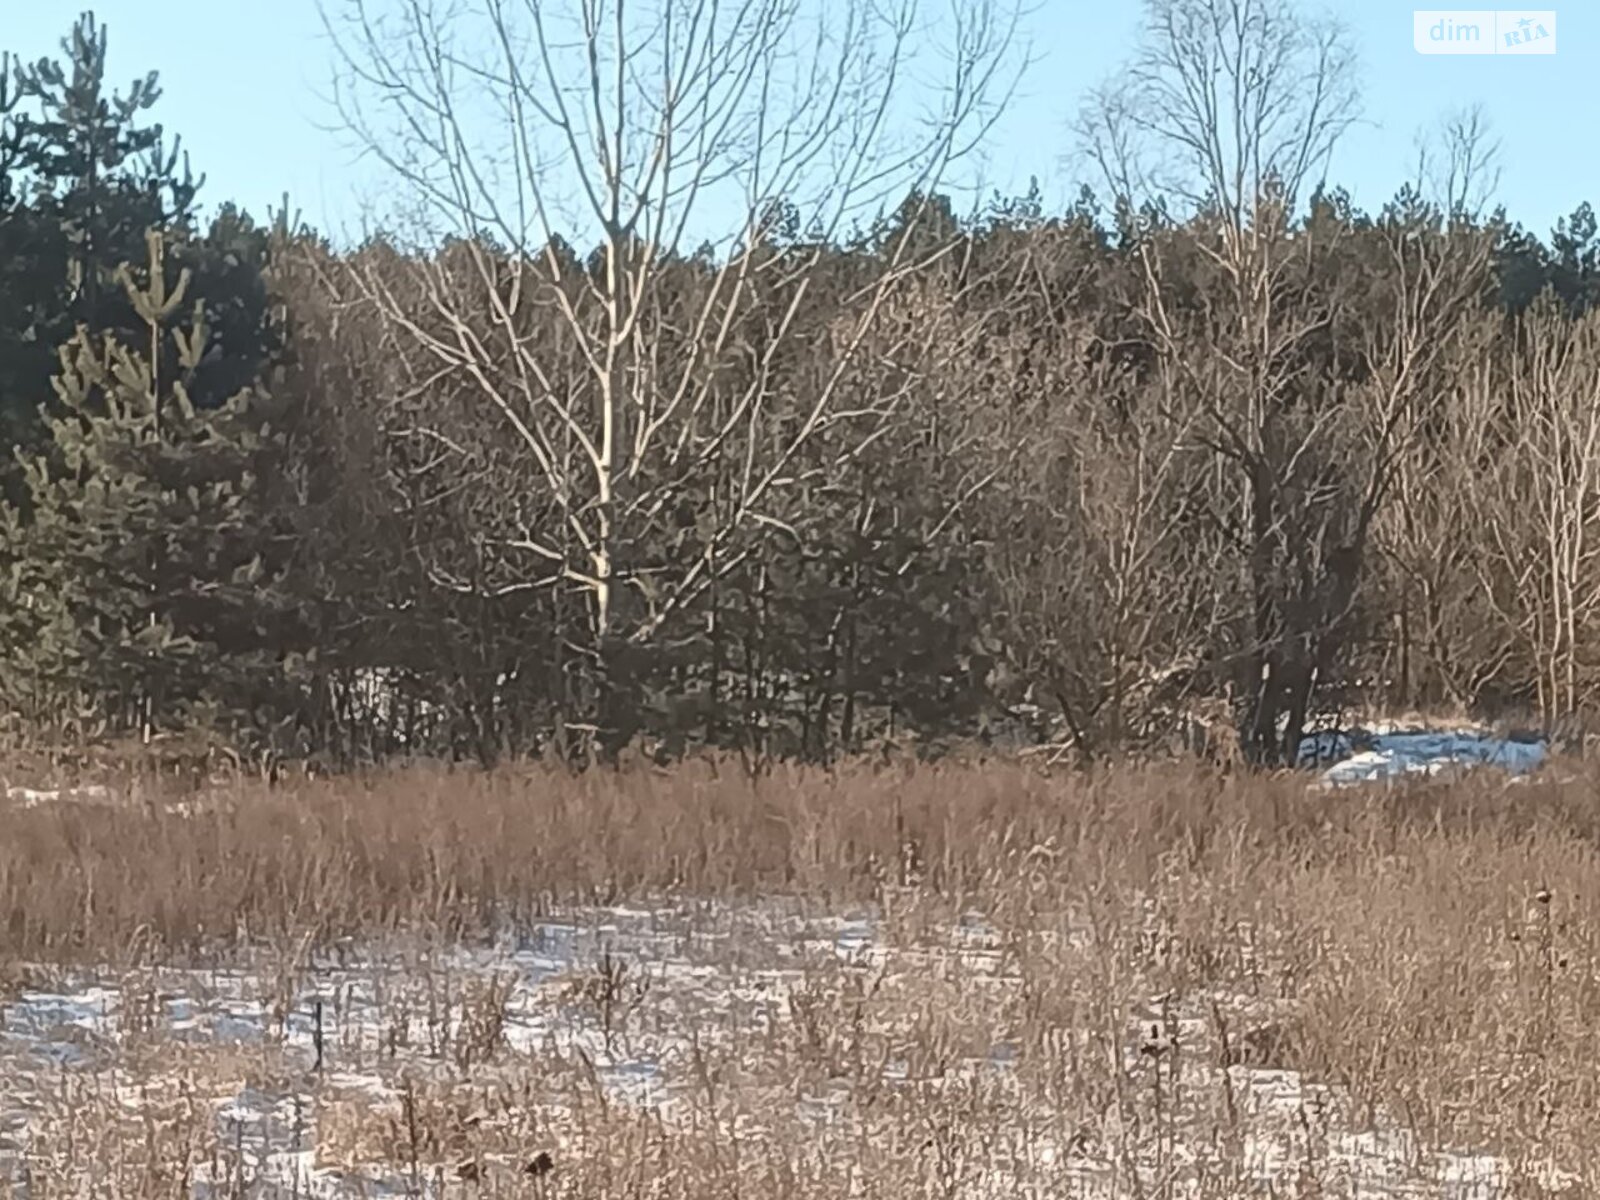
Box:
(4, 1), (1596, 241)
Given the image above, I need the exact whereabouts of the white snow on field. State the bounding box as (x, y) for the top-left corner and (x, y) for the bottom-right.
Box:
(1298, 725), (1547, 788)
(2, 783), (112, 808)
(0, 903), (1585, 1198)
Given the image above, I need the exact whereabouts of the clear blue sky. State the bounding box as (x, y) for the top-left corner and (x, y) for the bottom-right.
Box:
(5, 1), (1596, 241)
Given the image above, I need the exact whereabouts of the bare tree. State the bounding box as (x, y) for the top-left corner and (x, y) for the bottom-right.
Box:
(1079, 0), (1358, 230)
(1077, 0), (1495, 763)
(1457, 303), (1600, 722)
(1372, 111), (1504, 714)
(969, 222), (1230, 760)
(320, 0), (1023, 752)
(1413, 105), (1502, 222)
(1371, 309), (1502, 713)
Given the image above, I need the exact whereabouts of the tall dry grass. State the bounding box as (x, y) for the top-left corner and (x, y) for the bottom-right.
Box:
(5, 755), (1600, 1189)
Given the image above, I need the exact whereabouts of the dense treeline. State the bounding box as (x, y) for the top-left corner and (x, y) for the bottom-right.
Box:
(3, 4), (1600, 770)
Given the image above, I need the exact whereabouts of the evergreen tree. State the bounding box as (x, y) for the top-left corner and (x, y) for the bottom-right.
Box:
(0, 53), (66, 460)
(0, 229), (297, 742)
(18, 12), (199, 328)
(0, 12), (200, 463)
(1548, 202), (1600, 315)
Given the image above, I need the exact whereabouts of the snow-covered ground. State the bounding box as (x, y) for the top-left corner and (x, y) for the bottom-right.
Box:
(1298, 725), (1548, 788)
(0, 903), (1580, 1197)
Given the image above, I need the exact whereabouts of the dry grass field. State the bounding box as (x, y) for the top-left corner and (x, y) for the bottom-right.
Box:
(0, 755), (1596, 1197)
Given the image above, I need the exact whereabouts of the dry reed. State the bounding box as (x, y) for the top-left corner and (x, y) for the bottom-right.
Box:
(1, 755), (1597, 1196)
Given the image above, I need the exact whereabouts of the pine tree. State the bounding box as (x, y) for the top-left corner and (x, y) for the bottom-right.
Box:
(19, 12), (198, 331)
(0, 229), (296, 742)
(0, 52), (66, 462)
(0, 12), (201, 466)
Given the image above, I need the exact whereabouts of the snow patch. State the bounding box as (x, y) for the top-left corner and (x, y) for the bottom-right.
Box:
(3, 783), (113, 808)
(1299, 726), (1547, 788)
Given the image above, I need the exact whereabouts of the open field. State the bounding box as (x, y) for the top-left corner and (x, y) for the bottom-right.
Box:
(1, 756), (1597, 1197)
